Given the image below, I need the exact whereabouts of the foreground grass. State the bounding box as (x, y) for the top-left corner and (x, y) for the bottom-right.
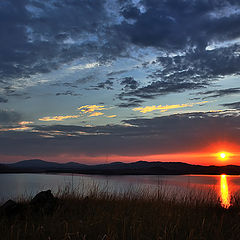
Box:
(1, 187), (240, 240)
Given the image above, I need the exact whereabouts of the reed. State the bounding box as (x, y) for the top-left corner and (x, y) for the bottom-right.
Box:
(1, 186), (240, 240)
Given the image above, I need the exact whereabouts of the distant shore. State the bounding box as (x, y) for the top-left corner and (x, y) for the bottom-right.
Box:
(1, 159), (240, 175)
(1, 169), (240, 176)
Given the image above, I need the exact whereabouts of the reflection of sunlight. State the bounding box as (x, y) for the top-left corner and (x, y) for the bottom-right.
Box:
(220, 174), (231, 208)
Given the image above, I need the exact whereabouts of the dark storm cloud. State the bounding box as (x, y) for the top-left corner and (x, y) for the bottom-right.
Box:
(0, 0), (115, 85)
(221, 101), (240, 109)
(120, 0), (240, 50)
(2, 0), (240, 98)
(0, 110), (22, 124)
(198, 87), (240, 99)
(115, 0), (240, 98)
(0, 110), (239, 157)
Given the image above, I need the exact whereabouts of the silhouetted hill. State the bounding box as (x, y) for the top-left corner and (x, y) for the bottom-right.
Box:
(5, 159), (88, 172)
(1, 159), (240, 175)
(10, 159), (62, 169)
(0, 164), (9, 173)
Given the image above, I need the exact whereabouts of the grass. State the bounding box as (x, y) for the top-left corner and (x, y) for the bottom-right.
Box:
(1, 185), (240, 240)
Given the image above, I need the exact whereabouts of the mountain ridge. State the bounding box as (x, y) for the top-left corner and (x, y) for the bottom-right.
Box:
(1, 159), (240, 175)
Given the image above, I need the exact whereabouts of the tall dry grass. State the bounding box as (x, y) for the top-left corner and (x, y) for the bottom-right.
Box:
(1, 185), (240, 240)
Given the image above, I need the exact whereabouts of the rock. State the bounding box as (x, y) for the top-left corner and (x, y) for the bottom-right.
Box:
(0, 199), (20, 216)
(31, 190), (54, 204)
(30, 190), (58, 214)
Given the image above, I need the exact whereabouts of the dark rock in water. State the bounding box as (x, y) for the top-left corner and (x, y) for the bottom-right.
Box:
(30, 190), (58, 214)
(0, 199), (20, 216)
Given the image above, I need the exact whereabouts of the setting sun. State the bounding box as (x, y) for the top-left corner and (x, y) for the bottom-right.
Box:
(217, 152), (231, 161)
(220, 152), (226, 159)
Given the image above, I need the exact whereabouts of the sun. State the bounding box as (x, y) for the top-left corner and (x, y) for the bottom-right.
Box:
(220, 152), (226, 159)
(218, 152), (228, 160)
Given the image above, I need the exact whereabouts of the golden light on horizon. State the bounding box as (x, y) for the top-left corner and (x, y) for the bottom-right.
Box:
(220, 174), (231, 208)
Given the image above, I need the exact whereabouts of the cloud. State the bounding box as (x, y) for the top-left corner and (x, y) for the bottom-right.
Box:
(120, 77), (139, 90)
(0, 97), (8, 103)
(117, 98), (144, 108)
(0, 110), (22, 125)
(221, 101), (240, 109)
(0, 110), (240, 157)
(77, 105), (106, 113)
(2, 0), (240, 99)
(0, 126), (32, 132)
(120, 1), (240, 50)
(18, 121), (33, 125)
(197, 87), (240, 99)
(77, 104), (110, 117)
(107, 70), (128, 76)
(106, 115), (117, 118)
(69, 62), (100, 71)
(75, 75), (95, 85)
(56, 91), (81, 96)
(121, 44), (240, 99)
(90, 79), (114, 90)
(0, 0), (122, 90)
(88, 112), (104, 117)
(0, 119), (33, 132)
(38, 115), (79, 121)
(133, 101), (208, 113)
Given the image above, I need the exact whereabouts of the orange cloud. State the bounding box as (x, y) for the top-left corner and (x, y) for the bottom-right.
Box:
(88, 112), (104, 117)
(133, 101), (208, 113)
(39, 115), (79, 121)
(77, 105), (105, 113)
(106, 115), (117, 118)
(0, 126), (32, 131)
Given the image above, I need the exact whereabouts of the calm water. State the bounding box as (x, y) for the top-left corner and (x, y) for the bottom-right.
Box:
(1, 173), (240, 207)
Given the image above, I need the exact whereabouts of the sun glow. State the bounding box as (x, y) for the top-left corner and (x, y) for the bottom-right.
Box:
(217, 152), (230, 161)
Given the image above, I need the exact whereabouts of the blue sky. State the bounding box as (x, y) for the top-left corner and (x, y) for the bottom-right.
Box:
(1, 0), (240, 164)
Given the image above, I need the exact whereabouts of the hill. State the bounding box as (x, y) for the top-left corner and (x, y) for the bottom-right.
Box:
(1, 159), (240, 175)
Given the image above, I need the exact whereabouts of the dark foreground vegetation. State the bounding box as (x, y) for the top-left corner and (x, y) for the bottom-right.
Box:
(1, 187), (240, 240)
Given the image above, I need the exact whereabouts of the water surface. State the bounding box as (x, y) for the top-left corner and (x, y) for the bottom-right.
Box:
(1, 173), (239, 207)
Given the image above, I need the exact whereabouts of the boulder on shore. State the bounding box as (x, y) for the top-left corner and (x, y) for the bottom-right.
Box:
(30, 190), (58, 214)
(0, 199), (20, 216)
(0, 190), (58, 217)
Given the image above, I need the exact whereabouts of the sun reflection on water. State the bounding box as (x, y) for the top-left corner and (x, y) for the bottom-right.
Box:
(220, 174), (231, 208)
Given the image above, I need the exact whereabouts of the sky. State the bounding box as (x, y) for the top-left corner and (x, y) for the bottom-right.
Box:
(1, 0), (240, 165)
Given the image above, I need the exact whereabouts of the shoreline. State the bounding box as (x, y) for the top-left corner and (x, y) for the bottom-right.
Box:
(1, 170), (240, 176)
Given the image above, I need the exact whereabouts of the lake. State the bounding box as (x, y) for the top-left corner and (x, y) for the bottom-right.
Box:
(1, 173), (240, 208)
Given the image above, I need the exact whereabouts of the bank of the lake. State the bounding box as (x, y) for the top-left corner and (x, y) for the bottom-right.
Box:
(1, 187), (240, 240)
